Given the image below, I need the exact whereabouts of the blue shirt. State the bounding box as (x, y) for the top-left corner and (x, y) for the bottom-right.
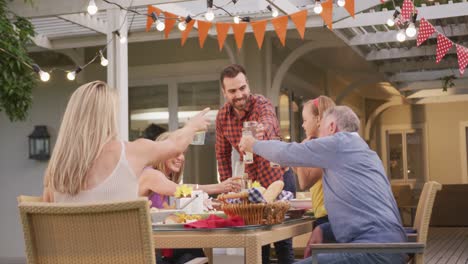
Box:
(254, 132), (406, 243)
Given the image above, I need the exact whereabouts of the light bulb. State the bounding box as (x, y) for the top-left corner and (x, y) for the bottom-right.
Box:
(313, 2), (323, 14)
(39, 71), (50, 82)
(87, 0), (98, 15)
(178, 21), (187, 31)
(405, 22), (417, 37)
(271, 8), (279, 17)
(156, 20), (165, 31)
(100, 56), (108, 67)
(396, 29), (406, 42)
(337, 0), (346, 7)
(386, 18), (395, 27)
(67, 71), (76, 81)
(119, 36), (127, 44)
(205, 8), (215, 21)
(233, 16), (240, 24)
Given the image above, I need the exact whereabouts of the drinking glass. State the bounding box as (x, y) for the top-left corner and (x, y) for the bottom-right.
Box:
(243, 121), (258, 139)
(242, 128), (254, 164)
(269, 136), (281, 168)
(191, 131), (206, 145)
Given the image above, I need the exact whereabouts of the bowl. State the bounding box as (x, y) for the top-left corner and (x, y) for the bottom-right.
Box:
(289, 199), (312, 210)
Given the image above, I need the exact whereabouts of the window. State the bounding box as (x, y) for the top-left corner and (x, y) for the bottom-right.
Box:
(383, 126), (426, 185)
(129, 85), (168, 140)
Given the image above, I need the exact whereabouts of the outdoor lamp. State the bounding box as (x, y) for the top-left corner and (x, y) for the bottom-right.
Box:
(28, 126), (50, 161)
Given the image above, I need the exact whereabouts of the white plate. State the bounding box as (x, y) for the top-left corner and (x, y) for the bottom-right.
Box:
(150, 209), (184, 223)
(289, 199), (312, 209)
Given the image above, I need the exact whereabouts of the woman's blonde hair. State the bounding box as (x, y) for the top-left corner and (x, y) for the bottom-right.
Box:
(153, 132), (184, 184)
(44, 81), (119, 195)
(306, 95), (336, 120)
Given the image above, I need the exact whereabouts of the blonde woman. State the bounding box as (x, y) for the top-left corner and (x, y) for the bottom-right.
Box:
(43, 80), (210, 203)
(143, 132), (242, 208)
(295, 96), (336, 258)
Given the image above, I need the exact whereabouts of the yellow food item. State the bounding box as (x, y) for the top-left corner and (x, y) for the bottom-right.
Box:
(164, 213), (202, 224)
(174, 185), (193, 198)
(263, 180), (284, 203)
(251, 181), (261, 188)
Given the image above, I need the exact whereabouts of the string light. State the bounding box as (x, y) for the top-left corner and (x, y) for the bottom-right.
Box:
(178, 16), (192, 31)
(337, 0), (346, 7)
(313, 0), (323, 14)
(396, 29), (406, 42)
(99, 51), (108, 66)
(233, 16), (240, 24)
(386, 10), (400, 27)
(32, 64), (50, 82)
(205, 0), (215, 21)
(405, 13), (418, 37)
(266, 5), (279, 18)
(150, 12), (165, 31)
(87, 0), (98, 15)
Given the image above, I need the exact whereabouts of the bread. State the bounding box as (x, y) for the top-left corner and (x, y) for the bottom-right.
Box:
(164, 214), (182, 224)
(263, 180), (284, 203)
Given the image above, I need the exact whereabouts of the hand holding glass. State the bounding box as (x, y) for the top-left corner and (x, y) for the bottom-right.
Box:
(241, 128), (254, 164)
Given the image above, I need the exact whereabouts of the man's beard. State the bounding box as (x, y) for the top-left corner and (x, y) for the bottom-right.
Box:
(232, 96), (249, 111)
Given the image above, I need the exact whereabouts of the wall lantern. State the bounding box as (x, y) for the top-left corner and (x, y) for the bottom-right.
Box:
(28, 125), (50, 161)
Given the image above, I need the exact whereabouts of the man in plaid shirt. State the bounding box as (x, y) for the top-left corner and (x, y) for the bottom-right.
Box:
(215, 64), (296, 264)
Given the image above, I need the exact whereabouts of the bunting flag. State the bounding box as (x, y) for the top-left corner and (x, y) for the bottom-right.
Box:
(216, 23), (231, 51)
(197, 20), (212, 48)
(320, 0), (334, 29)
(271, 16), (288, 46)
(233, 22), (248, 49)
(251, 20), (267, 49)
(164, 12), (178, 39)
(146, 6), (162, 32)
(457, 45), (468, 75)
(290, 10), (307, 39)
(401, 0), (414, 22)
(181, 19), (195, 46)
(344, 0), (355, 18)
(436, 34), (453, 63)
(416, 18), (435, 46)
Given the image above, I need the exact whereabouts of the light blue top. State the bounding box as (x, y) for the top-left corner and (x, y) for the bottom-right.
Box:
(254, 132), (406, 243)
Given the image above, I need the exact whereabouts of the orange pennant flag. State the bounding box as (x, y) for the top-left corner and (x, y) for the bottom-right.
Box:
(290, 10), (308, 39)
(271, 16), (288, 46)
(320, 0), (334, 29)
(232, 22), (248, 50)
(197, 20), (212, 48)
(164, 12), (178, 39)
(251, 20), (267, 49)
(181, 19), (195, 46)
(345, 0), (355, 18)
(216, 23), (231, 51)
(146, 6), (161, 32)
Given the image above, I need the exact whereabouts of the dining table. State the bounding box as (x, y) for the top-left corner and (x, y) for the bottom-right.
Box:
(152, 216), (314, 264)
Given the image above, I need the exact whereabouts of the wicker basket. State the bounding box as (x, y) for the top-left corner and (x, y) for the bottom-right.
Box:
(218, 192), (290, 225)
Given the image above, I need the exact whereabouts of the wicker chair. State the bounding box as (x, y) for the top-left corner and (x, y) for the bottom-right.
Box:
(17, 195), (42, 203)
(309, 181), (442, 264)
(18, 198), (155, 264)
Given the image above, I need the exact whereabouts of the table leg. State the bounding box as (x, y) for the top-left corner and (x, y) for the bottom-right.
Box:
(203, 248), (213, 264)
(245, 237), (262, 264)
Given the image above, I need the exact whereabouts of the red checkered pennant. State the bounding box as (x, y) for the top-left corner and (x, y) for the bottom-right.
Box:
(401, 0), (414, 22)
(456, 44), (468, 75)
(417, 18), (435, 46)
(436, 34), (453, 63)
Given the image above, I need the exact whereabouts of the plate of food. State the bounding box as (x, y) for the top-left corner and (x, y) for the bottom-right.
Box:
(289, 198), (312, 210)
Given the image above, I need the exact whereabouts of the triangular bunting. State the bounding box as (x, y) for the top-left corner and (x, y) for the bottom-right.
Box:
(344, 0), (355, 18)
(456, 45), (468, 75)
(232, 22), (248, 50)
(290, 10), (307, 39)
(181, 19), (195, 46)
(197, 20), (212, 48)
(271, 16), (288, 46)
(401, 0), (414, 22)
(436, 34), (453, 63)
(320, 0), (334, 29)
(216, 23), (231, 51)
(164, 12), (178, 39)
(146, 6), (162, 32)
(251, 20), (267, 49)
(417, 18), (436, 46)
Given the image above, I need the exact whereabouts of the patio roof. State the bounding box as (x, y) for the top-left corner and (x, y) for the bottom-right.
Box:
(9, 0), (468, 104)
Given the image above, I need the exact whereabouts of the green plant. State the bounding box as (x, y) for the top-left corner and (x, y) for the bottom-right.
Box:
(441, 75), (456, 92)
(0, 0), (36, 122)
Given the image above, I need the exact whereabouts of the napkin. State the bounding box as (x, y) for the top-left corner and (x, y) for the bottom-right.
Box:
(184, 214), (245, 229)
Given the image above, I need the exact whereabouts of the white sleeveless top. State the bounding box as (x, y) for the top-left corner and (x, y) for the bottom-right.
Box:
(54, 141), (139, 203)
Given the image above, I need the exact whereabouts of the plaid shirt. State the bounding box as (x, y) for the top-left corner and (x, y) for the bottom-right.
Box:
(215, 94), (285, 188)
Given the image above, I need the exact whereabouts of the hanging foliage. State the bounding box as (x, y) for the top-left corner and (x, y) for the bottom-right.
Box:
(0, 0), (36, 122)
